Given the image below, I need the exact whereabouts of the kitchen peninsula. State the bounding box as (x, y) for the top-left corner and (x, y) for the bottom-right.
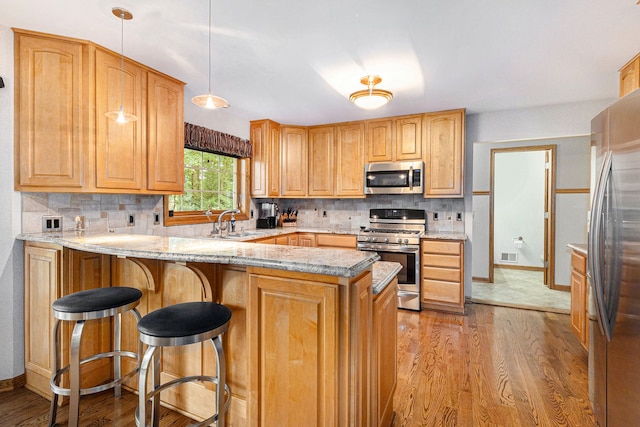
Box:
(19, 232), (399, 427)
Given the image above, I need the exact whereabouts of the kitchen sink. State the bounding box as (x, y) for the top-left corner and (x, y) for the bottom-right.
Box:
(210, 231), (265, 240)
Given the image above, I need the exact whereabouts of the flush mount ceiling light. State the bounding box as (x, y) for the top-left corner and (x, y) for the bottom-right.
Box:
(349, 75), (393, 109)
(192, 0), (229, 109)
(105, 7), (138, 124)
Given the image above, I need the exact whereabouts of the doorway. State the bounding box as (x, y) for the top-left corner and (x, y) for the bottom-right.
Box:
(489, 145), (556, 288)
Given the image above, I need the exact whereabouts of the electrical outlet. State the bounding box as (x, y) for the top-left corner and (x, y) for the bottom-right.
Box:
(456, 212), (462, 221)
(42, 215), (62, 232)
(127, 213), (135, 226)
(250, 210), (254, 218)
(322, 210), (327, 218)
(153, 212), (160, 225)
(433, 212), (439, 221)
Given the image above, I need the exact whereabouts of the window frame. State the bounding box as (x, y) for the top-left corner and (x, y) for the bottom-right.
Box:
(163, 154), (251, 226)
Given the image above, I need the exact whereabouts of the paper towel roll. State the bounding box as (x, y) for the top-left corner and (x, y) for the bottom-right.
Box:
(512, 238), (523, 249)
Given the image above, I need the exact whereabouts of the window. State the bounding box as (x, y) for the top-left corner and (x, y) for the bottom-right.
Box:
(164, 149), (250, 226)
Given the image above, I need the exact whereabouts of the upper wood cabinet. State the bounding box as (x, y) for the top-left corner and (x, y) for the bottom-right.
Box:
(308, 126), (335, 197)
(280, 126), (308, 197)
(250, 120), (281, 198)
(14, 32), (89, 190)
(423, 109), (465, 198)
(365, 115), (422, 163)
(252, 108), (465, 199)
(620, 53), (640, 98)
(335, 122), (365, 196)
(14, 29), (185, 194)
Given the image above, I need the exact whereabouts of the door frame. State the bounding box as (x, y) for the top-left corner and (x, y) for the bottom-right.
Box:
(489, 145), (557, 288)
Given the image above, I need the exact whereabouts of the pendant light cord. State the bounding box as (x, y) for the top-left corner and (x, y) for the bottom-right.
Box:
(119, 10), (125, 110)
(208, 0), (212, 95)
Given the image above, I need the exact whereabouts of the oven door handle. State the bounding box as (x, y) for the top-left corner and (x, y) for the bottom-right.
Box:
(397, 290), (417, 297)
(358, 245), (419, 253)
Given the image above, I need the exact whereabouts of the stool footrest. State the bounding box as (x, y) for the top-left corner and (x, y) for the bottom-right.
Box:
(50, 350), (139, 397)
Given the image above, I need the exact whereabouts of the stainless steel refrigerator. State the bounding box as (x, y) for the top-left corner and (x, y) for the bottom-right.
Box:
(588, 88), (640, 426)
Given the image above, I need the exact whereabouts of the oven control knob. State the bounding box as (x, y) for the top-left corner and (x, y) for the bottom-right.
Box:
(384, 238), (389, 243)
(397, 238), (402, 243)
(404, 238), (409, 244)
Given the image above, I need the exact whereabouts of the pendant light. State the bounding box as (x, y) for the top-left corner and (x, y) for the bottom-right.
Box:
(192, 0), (229, 109)
(349, 75), (393, 109)
(105, 7), (138, 124)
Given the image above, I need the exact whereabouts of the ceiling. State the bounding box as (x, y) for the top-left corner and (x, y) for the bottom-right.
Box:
(3, 0), (640, 126)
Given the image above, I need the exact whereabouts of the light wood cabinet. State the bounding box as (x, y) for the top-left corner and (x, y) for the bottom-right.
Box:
(281, 126), (308, 197)
(365, 115), (422, 163)
(421, 239), (465, 314)
(24, 242), (62, 398)
(373, 279), (397, 427)
(308, 126), (335, 197)
(14, 32), (89, 190)
(423, 109), (465, 197)
(275, 235), (289, 245)
(288, 234), (299, 246)
(250, 120), (280, 198)
(298, 233), (316, 247)
(335, 123), (365, 196)
(620, 53), (640, 98)
(14, 29), (185, 194)
(570, 250), (588, 349)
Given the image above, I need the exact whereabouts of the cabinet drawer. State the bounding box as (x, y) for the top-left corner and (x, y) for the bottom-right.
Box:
(422, 279), (461, 304)
(571, 251), (586, 274)
(422, 240), (461, 255)
(316, 233), (357, 248)
(423, 254), (460, 269)
(422, 266), (460, 282)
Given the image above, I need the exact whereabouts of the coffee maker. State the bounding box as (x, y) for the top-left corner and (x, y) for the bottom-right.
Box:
(257, 202), (278, 229)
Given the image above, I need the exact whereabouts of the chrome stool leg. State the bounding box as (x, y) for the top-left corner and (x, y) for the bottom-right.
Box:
(212, 334), (226, 427)
(68, 320), (85, 427)
(48, 319), (61, 427)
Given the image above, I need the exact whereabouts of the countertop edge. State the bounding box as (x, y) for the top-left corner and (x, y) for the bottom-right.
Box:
(372, 261), (402, 295)
(567, 243), (587, 255)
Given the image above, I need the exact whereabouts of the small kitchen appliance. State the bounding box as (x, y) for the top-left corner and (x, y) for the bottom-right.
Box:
(257, 202), (279, 229)
(364, 161), (423, 195)
(357, 208), (426, 310)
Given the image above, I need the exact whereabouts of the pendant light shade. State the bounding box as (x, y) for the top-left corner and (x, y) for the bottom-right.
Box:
(192, 0), (229, 109)
(349, 75), (393, 109)
(105, 7), (137, 123)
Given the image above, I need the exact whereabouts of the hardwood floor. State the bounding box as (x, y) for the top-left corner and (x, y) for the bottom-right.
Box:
(393, 303), (596, 427)
(0, 303), (596, 427)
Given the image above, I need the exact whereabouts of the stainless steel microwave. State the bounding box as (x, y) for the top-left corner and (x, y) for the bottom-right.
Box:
(364, 161), (424, 194)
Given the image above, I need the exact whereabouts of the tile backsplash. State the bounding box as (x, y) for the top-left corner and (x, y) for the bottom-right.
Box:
(21, 193), (465, 237)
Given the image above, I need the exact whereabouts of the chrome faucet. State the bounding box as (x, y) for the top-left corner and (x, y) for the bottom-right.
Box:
(215, 209), (240, 236)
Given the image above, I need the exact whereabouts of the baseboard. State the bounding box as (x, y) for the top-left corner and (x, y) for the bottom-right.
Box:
(0, 373), (26, 393)
(472, 276), (490, 283)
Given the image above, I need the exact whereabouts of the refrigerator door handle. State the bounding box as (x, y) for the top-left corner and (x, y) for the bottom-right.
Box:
(588, 150), (613, 341)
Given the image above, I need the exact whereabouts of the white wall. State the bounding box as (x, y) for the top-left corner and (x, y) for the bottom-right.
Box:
(494, 150), (546, 267)
(464, 99), (614, 295)
(0, 25), (24, 382)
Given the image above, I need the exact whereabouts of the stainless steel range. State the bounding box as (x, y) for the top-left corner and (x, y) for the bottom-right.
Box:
(357, 208), (426, 311)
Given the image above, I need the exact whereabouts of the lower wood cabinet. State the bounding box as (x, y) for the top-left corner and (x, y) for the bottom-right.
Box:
(315, 233), (357, 249)
(570, 250), (588, 349)
(421, 239), (465, 314)
(372, 278), (397, 427)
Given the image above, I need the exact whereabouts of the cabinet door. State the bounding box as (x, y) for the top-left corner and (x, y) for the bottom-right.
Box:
(620, 56), (640, 98)
(308, 126), (335, 197)
(24, 243), (61, 397)
(95, 48), (144, 190)
(248, 271), (339, 427)
(335, 123), (365, 196)
(15, 33), (87, 190)
(275, 235), (289, 245)
(570, 270), (586, 345)
(147, 72), (184, 192)
(424, 110), (465, 197)
(281, 126), (308, 197)
(288, 234), (300, 246)
(394, 115), (422, 161)
(366, 119), (393, 163)
(250, 120), (279, 197)
(373, 279), (397, 427)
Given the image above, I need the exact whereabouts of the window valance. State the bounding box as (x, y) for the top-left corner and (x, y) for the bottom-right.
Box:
(184, 122), (252, 158)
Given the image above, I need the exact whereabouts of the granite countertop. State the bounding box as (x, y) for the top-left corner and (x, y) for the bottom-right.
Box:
(17, 232), (379, 278)
(233, 227), (467, 241)
(372, 261), (402, 295)
(567, 243), (587, 255)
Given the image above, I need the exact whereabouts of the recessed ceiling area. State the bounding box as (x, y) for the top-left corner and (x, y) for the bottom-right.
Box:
(2, 0), (639, 125)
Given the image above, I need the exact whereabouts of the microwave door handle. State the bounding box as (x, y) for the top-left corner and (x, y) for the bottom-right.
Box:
(408, 167), (414, 191)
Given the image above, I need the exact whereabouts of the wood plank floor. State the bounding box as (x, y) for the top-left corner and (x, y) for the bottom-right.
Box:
(0, 303), (596, 426)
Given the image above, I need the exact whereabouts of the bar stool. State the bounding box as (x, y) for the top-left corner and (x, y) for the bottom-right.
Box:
(136, 301), (232, 427)
(49, 286), (143, 427)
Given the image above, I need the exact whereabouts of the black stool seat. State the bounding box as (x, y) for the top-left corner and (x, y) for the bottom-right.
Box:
(52, 287), (143, 320)
(138, 302), (232, 347)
